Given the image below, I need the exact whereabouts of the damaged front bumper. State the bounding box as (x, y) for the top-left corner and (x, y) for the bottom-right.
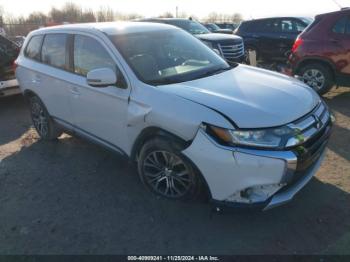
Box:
(182, 122), (332, 211)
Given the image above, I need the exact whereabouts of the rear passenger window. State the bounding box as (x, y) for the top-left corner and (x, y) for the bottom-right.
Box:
(260, 19), (279, 33)
(25, 35), (43, 61)
(333, 17), (347, 34)
(41, 34), (67, 69)
(73, 35), (116, 76)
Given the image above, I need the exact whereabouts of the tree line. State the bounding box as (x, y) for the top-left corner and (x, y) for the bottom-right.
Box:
(0, 2), (243, 36)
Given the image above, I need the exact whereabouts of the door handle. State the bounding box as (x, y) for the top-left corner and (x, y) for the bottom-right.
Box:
(32, 75), (41, 84)
(70, 87), (80, 96)
(279, 36), (288, 39)
(330, 39), (339, 44)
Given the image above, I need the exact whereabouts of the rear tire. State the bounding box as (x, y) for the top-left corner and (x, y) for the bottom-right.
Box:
(137, 137), (201, 200)
(29, 96), (62, 140)
(298, 63), (334, 95)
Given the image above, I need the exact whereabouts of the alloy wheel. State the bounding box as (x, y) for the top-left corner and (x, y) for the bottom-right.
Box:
(31, 101), (49, 137)
(142, 150), (193, 198)
(302, 69), (325, 91)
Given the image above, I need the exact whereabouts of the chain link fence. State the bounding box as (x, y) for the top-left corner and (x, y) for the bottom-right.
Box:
(1, 23), (42, 37)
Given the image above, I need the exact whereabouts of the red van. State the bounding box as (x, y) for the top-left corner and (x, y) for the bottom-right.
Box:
(288, 8), (350, 95)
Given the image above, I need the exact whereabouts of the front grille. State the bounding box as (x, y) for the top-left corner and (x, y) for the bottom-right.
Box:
(290, 102), (332, 179)
(287, 102), (330, 148)
(218, 42), (244, 62)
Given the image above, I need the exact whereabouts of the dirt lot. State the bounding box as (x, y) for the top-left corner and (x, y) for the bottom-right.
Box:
(0, 88), (349, 255)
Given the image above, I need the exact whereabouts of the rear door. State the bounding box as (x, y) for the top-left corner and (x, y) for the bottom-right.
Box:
(38, 33), (74, 124)
(256, 19), (281, 59)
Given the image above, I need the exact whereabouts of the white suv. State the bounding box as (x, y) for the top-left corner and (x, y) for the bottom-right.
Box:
(16, 22), (333, 210)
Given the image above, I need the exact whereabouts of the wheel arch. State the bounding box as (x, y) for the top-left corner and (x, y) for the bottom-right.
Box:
(130, 126), (212, 199)
(130, 126), (191, 162)
(23, 89), (40, 101)
(295, 57), (336, 81)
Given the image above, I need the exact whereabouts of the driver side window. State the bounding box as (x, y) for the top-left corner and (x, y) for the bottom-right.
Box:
(73, 35), (126, 88)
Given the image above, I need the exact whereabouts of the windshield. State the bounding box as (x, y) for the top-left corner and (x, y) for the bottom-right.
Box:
(168, 20), (210, 35)
(110, 29), (231, 85)
(300, 17), (314, 26)
(208, 23), (221, 30)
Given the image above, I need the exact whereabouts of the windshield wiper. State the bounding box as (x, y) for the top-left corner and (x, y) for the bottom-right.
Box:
(147, 77), (182, 86)
(197, 66), (233, 78)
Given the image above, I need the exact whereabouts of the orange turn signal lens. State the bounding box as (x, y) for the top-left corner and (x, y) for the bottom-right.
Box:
(209, 126), (232, 143)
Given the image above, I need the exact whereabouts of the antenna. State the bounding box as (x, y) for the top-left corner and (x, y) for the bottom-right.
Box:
(331, 0), (343, 8)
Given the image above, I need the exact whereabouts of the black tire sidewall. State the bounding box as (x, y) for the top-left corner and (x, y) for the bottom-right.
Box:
(137, 137), (200, 200)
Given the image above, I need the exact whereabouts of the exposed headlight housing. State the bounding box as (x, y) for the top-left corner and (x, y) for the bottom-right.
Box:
(204, 124), (296, 149)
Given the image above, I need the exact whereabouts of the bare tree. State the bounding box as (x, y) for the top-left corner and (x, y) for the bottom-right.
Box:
(80, 8), (96, 23)
(0, 5), (4, 27)
(26, 12), (47, 25)
(96, 6), (114, 22)
(158, 12), (174, 18)
(204, 12), (243, 23)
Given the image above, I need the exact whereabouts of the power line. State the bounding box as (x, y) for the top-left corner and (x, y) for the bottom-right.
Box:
(331, 0), (343, 8)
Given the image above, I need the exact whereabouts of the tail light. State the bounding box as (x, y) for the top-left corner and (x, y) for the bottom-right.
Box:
(12, 60), (18, 72)
(292, 37), (303, 53)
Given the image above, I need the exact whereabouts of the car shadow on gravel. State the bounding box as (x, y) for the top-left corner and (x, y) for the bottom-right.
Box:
(324, 90), (350, 161)
(0, 95), (32, 146)
(0, 135), (349, 255)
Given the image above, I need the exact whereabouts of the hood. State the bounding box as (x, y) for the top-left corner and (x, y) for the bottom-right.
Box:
(158, 65), (320, 129)
(214, 29), (233, 34)
(196, 33), (242, 42)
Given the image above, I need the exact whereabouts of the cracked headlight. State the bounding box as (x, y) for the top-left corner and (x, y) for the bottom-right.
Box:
(205, 124), (294, 149)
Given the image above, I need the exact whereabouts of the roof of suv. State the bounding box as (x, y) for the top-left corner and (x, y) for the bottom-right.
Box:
(317, 8), (350, 17)
(242, 16), (311, 23)
(31, 22), (177, 36)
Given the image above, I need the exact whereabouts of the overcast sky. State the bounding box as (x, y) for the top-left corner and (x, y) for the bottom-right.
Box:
(0, 0), (348, 19)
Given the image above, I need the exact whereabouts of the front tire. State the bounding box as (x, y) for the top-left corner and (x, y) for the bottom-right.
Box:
(299, 63), (334, 95)
(29, 96), (62, 140)
(137, 138), (201, 200)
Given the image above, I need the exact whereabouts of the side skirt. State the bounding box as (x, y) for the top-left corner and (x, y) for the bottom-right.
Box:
(52, 116), (129, 159)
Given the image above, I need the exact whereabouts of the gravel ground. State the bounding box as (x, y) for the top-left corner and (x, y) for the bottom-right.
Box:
(0, 88), (349, 255)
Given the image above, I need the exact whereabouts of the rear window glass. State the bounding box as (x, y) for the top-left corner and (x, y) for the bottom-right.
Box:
(304, 16), (321, 33)
(24, 35), (43, 61)
(41, 34), (67, 69)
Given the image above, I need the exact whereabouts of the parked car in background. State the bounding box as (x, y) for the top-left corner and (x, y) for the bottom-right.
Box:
(217, 23), (238, 31)
(235, 17), (313, 63)
(203, 23), (233, 34)
(0, 35), (20, 97)
(16, 22), (332, 210)
(8, 36), (26, 47)
(287, 9), (350, 95)
(138, 18), (244, 64)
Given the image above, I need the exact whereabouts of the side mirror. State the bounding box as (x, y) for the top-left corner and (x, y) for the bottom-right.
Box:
(87, 68), (117, 87)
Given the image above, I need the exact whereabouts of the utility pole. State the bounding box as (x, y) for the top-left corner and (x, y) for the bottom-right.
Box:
(176, 6), (178, 18)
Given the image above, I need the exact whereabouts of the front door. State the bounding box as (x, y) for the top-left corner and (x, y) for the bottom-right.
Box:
(68, 34), (131, 153)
